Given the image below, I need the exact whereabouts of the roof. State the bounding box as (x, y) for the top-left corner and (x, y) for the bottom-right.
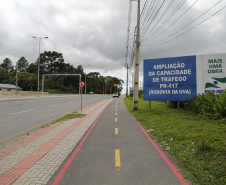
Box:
(0, 83), (22, 90)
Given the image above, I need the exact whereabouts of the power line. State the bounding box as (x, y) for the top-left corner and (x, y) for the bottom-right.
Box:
(145, 0), (223, 45)
(128, 0), (223, 67)
(143, 0), (192, 43)
(130, 30), (136, 67)
(125, 0), (133, 65)
(143, 6), (226, 47)
(140, 0), (165, 38)
(140, 0), (150, 21)
(140, 0), (186, 43)
(140, 0), (161, 36)
(145, 0), (198, 43)
(140, 0), (157, 31)
(140, 0), (174, 42)
(140, 0), (167, 42)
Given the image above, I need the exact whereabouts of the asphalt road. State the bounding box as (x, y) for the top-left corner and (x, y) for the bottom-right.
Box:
(47, 97), (186, 185)
(0, 94), (112, 147)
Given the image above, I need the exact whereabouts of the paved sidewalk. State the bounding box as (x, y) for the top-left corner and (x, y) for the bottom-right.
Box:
(48, 97), (189, 185)
(0, 98), (114, 185)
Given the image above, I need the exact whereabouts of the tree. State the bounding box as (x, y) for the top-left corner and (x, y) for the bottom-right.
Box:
(76, 65), (84, 75)
(36, 51), (65, 74)
(0, 69), (9, 83)
(16, 57), (29, 72)
(0, 58), (14, 72)
(64, 63), (76, 72)
(27, 63), (37, 74)
(34, 51), (77, 75)
(17, 72), (36, 91)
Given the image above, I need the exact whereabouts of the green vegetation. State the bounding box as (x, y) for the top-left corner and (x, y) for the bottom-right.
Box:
(185, 91), (226, 120)
(45, 89), (67, 94)
(124, 96), (226, 185)
(42, 113), (87, 128)
(0, 51), (123, 94)
(51, 113), (86, 124)
(167, 91), (226, 120)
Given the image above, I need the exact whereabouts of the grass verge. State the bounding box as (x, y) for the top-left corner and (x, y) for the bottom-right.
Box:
(42, 112), (86, 128)
(124, 96), (225, 185)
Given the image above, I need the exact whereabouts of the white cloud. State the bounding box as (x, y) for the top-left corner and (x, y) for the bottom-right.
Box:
(0, 0), (225, 94)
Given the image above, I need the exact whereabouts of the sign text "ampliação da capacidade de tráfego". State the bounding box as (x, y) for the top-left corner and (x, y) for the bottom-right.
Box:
(143, 53), (226, 101)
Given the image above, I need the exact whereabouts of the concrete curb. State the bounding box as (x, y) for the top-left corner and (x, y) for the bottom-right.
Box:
(0, 98), (114, 185)
(0, 94), (111, 103)
(0, 95), (79, 103)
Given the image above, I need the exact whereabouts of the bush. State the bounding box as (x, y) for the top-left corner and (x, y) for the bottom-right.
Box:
(166, 101), (186, 108)
(185, 91), (226, 120)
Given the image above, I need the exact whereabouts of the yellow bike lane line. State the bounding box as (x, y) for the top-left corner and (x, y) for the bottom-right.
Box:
(49, 97), (189, 185)
(115, 99), (121, 168)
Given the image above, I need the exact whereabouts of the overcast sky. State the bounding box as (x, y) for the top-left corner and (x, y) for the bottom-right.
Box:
(0, 0), (225, 93)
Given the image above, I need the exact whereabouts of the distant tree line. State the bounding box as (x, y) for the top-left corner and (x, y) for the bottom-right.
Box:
(0, 51), (123, 94)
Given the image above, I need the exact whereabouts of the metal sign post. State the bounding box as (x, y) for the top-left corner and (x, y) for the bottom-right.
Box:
(81, 87), (83, 111)
(79, 81), (85, 111)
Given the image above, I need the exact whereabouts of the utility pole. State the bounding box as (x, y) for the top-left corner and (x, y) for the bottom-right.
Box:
(133, 0), (140, 110)
(126, 63), (129, 97)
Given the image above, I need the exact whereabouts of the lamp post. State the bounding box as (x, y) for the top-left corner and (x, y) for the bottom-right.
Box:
(16, 67), (18, 95)
(110, 85), (114, 94)
(32, 36), (48, 92)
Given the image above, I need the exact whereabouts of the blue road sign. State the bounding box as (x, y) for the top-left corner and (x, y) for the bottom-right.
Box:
(143, 55), (197, 101)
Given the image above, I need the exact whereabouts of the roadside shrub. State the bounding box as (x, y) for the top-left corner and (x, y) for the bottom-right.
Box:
(166, 101), (186, 108)
(185, 91), (226, 120)
(212, 91), (226, 119)
(139, 92), (143, 97)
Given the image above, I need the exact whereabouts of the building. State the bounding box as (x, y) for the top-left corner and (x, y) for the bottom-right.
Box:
(0, 83), (22, 92)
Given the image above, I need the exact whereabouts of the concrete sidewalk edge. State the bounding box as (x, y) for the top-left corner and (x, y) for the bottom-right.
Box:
(0, 98), (113, 185)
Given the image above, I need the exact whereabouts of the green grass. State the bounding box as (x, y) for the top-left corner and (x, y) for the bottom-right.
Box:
(45, 89), (75, 94)
(124, 96), (226, 185)
(52, 113), (86, 123)
(41, 113), (86, 128)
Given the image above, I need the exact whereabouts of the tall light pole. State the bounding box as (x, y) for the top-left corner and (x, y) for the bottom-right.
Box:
(16, 66), (18, 95)
(110, 85), (114, 95)
(32, 36), (48, 92)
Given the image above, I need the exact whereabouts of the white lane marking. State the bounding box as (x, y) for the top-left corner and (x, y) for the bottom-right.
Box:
(49, 104), (60, 107)
(10, 109), (35, 115)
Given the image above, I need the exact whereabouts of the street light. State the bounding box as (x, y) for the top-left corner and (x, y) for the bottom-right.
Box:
(16, 65), (19, 95)
(110, 85), (115, 95)
(32, 36), (48, 92)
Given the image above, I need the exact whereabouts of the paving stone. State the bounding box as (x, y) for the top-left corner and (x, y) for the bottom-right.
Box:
(0, 99), (113, 185)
